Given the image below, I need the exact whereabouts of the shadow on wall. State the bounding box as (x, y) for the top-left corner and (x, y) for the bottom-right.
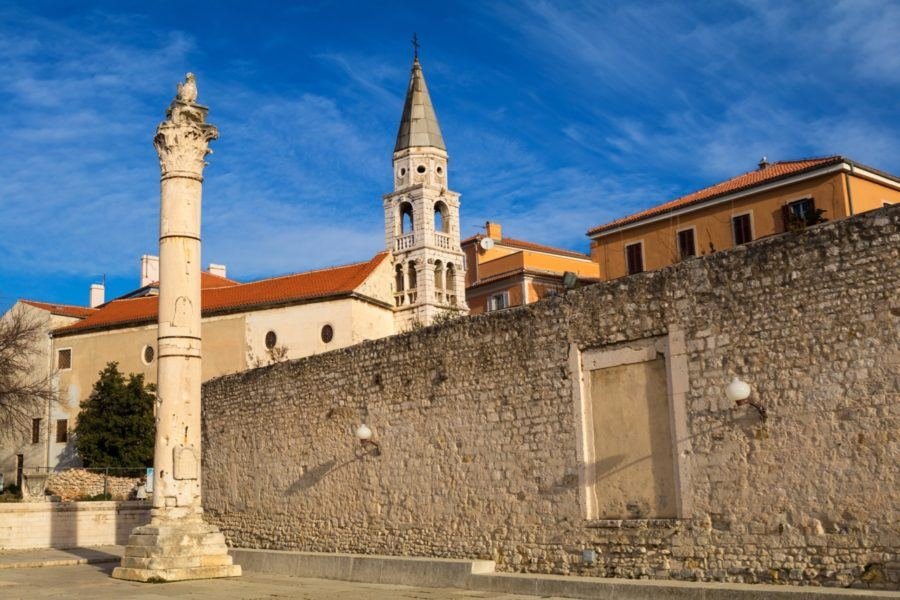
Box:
(284, 453), (372, 496)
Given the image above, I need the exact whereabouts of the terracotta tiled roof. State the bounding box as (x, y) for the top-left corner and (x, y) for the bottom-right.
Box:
(461, 234), (591, 260)
(499, 237), (592, 260)
(201, 272), (239, 288)
(587, 156), (845, 236)
(54, 253), (389, 336)
(468, 267), (599, 289)
(20, 300), (96, 319)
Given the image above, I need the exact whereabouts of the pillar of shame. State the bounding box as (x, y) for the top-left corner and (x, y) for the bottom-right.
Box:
(112, 73), (241, 582)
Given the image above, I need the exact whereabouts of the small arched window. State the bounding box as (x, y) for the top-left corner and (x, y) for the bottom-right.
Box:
(434, 202), (449, 233)
(407, 262), (417, 289)
(400, 202), (414, 234)
(434, 260), (444, 289)
(445, 263), (456, 294)
(395, 264), (404, 292)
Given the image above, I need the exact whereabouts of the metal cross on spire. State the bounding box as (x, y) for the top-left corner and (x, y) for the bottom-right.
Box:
(411, 33), (420, 60)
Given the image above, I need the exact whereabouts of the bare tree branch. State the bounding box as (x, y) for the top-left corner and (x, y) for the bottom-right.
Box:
(0, 305), (54, 434)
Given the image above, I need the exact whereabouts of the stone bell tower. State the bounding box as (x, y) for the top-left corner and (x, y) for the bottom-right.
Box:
(384, 56), (468, 330)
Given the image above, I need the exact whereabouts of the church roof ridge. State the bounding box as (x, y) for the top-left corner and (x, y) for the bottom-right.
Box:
(52, 252), (390, 337)
(394, 58), (445, 152)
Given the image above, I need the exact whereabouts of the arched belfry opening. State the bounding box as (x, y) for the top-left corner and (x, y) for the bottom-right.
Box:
(400, 202), (414, 235)
(446, 262), (456, 304)
(434, 201), (449, 233)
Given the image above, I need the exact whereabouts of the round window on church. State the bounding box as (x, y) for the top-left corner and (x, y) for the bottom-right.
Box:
(321, 324), (334, 344)
(436, 166), (443, 175)
(265, 330), (277, 349)
(416, 165), (426, 174)
(400, 168), (406, 177)
(141, 345), (155, 365)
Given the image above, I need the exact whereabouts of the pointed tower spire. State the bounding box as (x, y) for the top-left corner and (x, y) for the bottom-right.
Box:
(394, 57), (445, 152)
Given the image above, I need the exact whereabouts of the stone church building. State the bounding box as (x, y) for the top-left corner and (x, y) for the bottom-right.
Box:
(1, 56), (469, 482)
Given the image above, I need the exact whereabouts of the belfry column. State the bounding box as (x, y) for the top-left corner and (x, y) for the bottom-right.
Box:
(113, 73), (240, 583)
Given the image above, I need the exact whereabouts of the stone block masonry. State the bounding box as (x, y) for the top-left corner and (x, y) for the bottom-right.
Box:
(46, 469), (142, 501)
(202, 206), (900, 590)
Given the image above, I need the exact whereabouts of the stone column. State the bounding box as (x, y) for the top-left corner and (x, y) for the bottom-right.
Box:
(113, 74), (240, 583)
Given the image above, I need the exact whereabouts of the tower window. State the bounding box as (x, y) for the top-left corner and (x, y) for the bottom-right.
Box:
(434, 260), (444, 289)
(400, 202), (414, 234)
(400, 168), (406, 176)
(408, 262), (418, 289)
(416, 165), (426, 174)
(436, 166), (443, 175)
(265, 331), (277, 349)
(32, 418), (41, 444)
(321, 324), (334, 344)
(434, 202), (449, 233)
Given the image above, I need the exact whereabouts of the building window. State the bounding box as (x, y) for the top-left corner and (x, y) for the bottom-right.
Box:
(321, 324), (334, 344)
(32, 418), (41, 444)
(56, 419), (68, 444)
(677, 229), (696, 260)
(732, 213), (753, 245)
(57, 348), (72, 370)
(487, 292), (509, 312)
(264, 331), (277, 350)
(141, 345), (155, 365)
(788, 198), (814, 222)
(625, 242), (644, 274)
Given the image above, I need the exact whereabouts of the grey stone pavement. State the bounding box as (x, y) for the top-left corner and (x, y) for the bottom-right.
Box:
(0, 555), (560, 600)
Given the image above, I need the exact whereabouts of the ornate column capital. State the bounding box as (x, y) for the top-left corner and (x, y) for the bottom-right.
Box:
(154, 73), (219, 181)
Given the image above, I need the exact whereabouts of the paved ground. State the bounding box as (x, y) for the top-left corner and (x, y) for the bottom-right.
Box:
(0, 561), (564, 600)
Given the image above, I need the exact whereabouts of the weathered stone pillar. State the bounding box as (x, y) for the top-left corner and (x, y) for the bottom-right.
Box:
(112, 73), (240, 583)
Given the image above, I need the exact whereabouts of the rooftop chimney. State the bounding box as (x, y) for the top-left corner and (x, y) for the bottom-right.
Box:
(141, 255), (159, 287)
(89, 283), (105, 308)
(485, 221), (502, 240)
(758, 156), (770, 170)
(208, 263), (227, 278)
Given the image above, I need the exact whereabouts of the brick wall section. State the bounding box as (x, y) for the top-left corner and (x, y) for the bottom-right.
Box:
(46, 469), (142, 501)
(202, 206), (900, 589)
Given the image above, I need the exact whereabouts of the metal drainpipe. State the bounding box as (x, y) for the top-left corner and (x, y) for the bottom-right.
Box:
(845, 162), (856, 216)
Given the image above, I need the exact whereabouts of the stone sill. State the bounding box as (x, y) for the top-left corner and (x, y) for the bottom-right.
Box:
(584, 518), (684, 529)
(0, 500), (150, 513)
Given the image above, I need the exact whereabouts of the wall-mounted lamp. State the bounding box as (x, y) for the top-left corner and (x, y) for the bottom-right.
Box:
(725, 377), (767, 419)
(355, 424), (381, 456)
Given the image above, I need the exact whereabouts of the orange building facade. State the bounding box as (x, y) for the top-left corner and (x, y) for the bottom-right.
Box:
(463, 222), (600, 314)
(588, 156), (900, 280)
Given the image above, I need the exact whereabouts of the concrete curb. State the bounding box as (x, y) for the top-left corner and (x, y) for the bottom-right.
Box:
(229, 549), (900, 599)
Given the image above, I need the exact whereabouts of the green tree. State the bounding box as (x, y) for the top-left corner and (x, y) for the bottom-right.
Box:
(75, 362), (155, 468)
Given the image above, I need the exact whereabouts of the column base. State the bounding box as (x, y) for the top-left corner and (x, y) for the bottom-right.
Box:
(111, 521), (241, 583)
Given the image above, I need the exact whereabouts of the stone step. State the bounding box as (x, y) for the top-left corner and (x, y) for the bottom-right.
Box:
(229, 549), (899, 600)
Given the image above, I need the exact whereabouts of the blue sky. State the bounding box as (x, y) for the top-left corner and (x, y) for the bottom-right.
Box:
(1, 1), (899, 311)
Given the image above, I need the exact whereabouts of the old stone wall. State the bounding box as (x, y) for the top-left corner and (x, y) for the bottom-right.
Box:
(0, 501), (150, 549)
(46, 469), (142, 501)
(202, 206), (899, 589)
